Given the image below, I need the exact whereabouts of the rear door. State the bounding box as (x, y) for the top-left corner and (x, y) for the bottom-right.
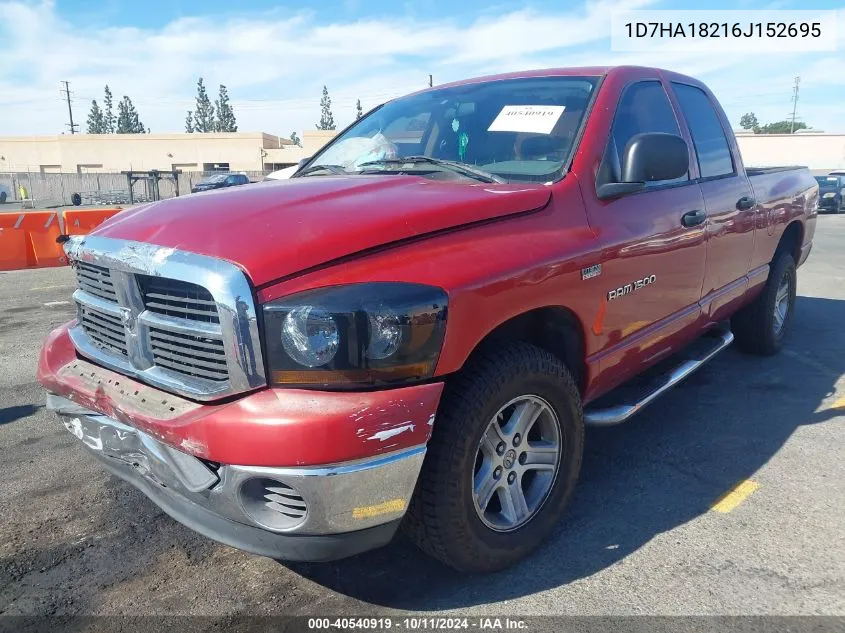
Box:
(581, 78), (707, 387)
(671, 82), (756, 321)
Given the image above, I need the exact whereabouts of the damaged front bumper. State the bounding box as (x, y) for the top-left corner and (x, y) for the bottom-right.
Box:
(46, 392), (426, 561)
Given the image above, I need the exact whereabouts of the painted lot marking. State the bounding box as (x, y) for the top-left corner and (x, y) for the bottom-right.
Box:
(711, 480), (760, 514)
(31, 285), (70, 292)
(43, 301), (71, 307)
(830, 395), (845, 410)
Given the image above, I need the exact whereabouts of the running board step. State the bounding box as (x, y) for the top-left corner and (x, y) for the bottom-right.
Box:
(583, 329), (735, 427)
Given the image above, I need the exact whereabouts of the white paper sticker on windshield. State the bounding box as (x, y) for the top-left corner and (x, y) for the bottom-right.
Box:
(488, 105), (565, 135)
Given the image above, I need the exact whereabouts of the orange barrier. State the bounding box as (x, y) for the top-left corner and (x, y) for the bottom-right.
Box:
(62, 208), (122, 236)
(0, 214), (33, 271)
(0, 211), (65, 271)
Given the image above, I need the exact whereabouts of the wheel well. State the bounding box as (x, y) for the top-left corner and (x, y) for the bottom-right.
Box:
(467, 307), (586, 394)
(776, 221), (803, 263)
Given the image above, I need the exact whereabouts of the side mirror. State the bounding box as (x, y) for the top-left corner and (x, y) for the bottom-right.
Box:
(597, 133), (689, 200)
(621, 133), (689, 183)
(297, 157), (310, 168)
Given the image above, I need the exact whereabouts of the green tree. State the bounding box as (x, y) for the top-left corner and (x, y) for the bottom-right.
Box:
(185, 111), (194, 133)
(289, 131), (301, 146)
(103, 85), (115, 133)
(192, 78), (215, 133)
(356, 99), (363, 120)
(739, 112), (759, 133)
(758, 120), (808, 134)
(116, 95), (146, 133)
(316, 86), (335, 130)
(86, 100), (105, 134)
(214, 84), (237, 132)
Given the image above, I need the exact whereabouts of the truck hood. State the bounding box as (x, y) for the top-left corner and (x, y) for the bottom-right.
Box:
(93, 175), (551, 286)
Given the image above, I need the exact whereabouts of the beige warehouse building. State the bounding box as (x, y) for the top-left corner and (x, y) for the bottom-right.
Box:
(0, 130), (842, 176)
(0, 131), (337, 174)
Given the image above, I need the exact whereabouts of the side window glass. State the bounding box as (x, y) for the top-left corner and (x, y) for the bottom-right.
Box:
(610, 81), (687, 186)
(672, 83), (734, 179)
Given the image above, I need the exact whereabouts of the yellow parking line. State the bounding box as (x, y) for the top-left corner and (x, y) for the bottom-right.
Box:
(711, 480), (760, 513)
(830, 395), (845, 410)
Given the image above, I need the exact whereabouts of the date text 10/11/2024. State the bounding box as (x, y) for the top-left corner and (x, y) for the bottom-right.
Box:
(307, 617), (529, 630)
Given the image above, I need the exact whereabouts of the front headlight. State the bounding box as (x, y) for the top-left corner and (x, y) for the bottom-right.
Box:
(263, 283), (448, 388)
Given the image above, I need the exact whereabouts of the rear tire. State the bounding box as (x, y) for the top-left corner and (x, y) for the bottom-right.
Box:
(731, 250), (796, 356)
(403, 342), (584, 573)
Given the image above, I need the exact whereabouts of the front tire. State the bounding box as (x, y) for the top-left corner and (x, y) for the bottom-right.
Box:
(403, 342), (584, 573)
(732, 250), (796, 355)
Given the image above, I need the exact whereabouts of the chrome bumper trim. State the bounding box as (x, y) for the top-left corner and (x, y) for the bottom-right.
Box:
(46, 393), (425, 536)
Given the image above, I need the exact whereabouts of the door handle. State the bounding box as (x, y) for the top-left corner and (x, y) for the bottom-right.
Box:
(736, 196), (756, 211)
(681, 209), (707, 227)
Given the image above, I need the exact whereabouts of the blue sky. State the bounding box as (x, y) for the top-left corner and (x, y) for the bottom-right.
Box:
(0, 0), (842, 138)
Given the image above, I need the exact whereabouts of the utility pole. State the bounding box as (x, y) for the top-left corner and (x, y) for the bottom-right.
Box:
(790, 76), (800, 134)
(60, 80), (78, 134)
(428, 74), (433, 88)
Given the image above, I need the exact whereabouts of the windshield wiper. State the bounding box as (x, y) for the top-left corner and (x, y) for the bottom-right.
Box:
(357, 156), (506, 184)
(295, 164), (348, 177)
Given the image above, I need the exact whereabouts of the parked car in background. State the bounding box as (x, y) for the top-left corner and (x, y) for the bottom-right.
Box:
(41, 66), (817, 574)
(0, 183), (9, 203)
(815, 175), (845, 213)
(191, 173), (250, 193)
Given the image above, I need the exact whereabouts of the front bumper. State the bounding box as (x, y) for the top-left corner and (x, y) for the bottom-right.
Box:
(46, 393), (425, 561)
(818, 196), (841, 211)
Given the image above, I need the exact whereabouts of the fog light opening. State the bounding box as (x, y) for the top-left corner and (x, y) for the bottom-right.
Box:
(239, 477), (308, 531)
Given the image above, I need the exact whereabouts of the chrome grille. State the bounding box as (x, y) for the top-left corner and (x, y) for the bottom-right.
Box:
(79, 306), (128, 357)
(76, 262), (118, 303)
(139, 275), (219, 324)
(64, 236), (266, 401)
(149, 327), (228, 382)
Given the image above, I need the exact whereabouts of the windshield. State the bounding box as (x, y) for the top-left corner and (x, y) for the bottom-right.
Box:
(301, 76), (598, 183)
(815, 176), (840, 187)
(202, 174), (228, 184)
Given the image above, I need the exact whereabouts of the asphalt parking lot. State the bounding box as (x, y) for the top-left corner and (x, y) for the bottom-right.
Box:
(1, 215), (844, 620)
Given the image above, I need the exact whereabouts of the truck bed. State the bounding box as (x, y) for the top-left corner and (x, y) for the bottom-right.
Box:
(746, 166), (807, 177)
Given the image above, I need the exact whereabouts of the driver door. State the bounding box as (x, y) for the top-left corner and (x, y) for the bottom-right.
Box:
(581, 79), (707, 393)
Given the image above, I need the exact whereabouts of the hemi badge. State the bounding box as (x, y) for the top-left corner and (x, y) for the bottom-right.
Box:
(581, 264), (602, 280)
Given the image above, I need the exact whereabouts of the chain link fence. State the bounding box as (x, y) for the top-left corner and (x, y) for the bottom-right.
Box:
(0, 171), (269, 208)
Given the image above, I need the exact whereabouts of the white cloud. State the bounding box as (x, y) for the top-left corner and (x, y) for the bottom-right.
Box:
(0, 0), (843, 137)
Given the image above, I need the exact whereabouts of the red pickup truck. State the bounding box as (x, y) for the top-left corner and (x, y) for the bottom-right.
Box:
(39, 66), (817, 573)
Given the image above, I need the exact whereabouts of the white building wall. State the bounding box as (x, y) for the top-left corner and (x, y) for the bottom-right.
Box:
(736, 134), (845, 174)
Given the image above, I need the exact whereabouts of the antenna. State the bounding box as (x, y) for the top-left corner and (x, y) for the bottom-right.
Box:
(790, 76), (800, 134)
(61, 80), (79, 134)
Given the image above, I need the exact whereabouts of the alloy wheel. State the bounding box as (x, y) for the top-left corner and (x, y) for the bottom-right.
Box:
(472, 395), (561, 532)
